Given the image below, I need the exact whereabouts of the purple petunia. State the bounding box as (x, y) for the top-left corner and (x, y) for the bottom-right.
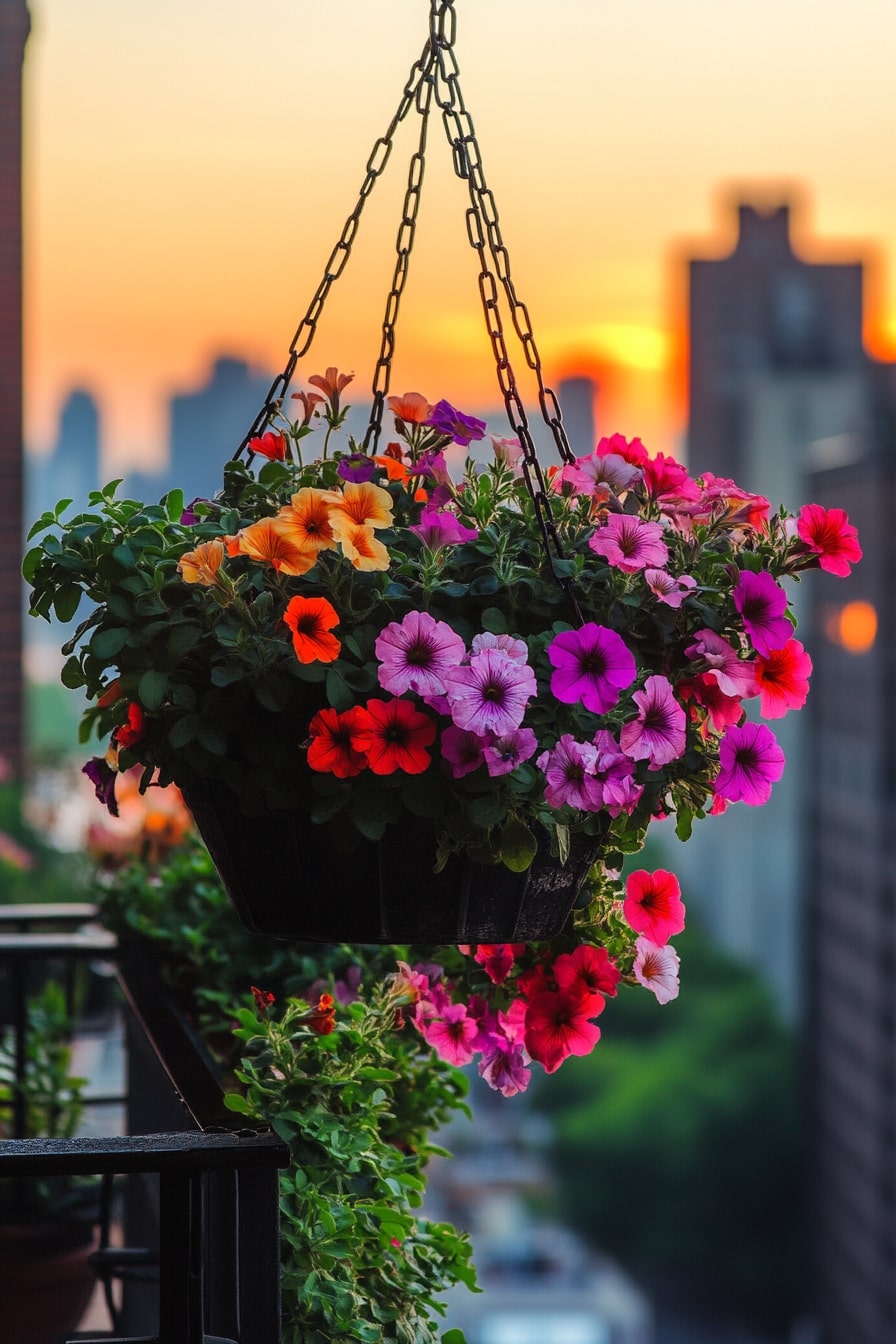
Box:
(547, 623), (636, 715)
(426, 399), (487, 447)
(482, 728), (538, 777)
(537, 735), (604, 811)
(440, 725), (488, 779)
(336, 452), (377, 483)
(445, 649), (537, 737)
(714, 720), (785, 806)
(375, 610), (467, 699)
(82, 757), (119, 816)
(410, 506), (479, 550)
(733, 570), (792, 657)
(619, 675), (687, 769)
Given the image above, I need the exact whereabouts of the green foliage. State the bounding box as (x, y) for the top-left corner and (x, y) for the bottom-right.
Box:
(0, 780), (90, 905)
(532, 923), (803, 1328)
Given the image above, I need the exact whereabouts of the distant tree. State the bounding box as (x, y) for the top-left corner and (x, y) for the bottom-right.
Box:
(532, 922), (803, 1332)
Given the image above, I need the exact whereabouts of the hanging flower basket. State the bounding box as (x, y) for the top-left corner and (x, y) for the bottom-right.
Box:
(23, 1), (862, 945)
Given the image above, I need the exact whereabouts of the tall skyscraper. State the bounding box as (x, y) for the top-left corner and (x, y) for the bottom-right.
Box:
(0, 0), (30, 778)
(556, 375), (597, 458)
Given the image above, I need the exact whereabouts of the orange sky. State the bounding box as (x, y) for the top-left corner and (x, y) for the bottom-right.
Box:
(22, 0), (896, 474)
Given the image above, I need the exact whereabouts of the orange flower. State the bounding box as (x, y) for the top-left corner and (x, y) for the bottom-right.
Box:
(178, 538), (226, 585)
(289, 389), (325, 426)
(306, 993), (336, 1036)
(276, 489), (336, 554)
(387, 392), (433, 424)
(336, 523), (390, 572)
(248, 431), (287, 461)
(96, 679), (122, 708)
(283, 595), (341, 663)
(326, 481), (394, 534)
(308, 367), (354, 414)
(236, 518), (318, 576)
(374, 454), (410, 482)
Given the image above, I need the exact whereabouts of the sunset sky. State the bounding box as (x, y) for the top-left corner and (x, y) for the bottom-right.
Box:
(22, 0), (896, 473)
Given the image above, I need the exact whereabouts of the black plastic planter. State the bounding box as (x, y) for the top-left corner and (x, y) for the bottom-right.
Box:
(181, 777), (600, 944)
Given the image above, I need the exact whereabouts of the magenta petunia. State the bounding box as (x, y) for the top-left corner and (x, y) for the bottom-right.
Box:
(445, 649), (537, 736)
(418, 1002), (479, 1067)
(482, 728), (538, 777)
(410, 506), (478, 550)
(537, 735), (604, 811)
(591, 729), (643, 816)
(478, 1039), (531, 1096)
(619, 675), (687, 768)
(715, 720), (785, 806)
(732, 570), (792, 656)
(624, 869), (686, 946)
(375, 610), (467, 699)
(426, 399), (487, 446)
(588, 514), (669, 574)
(796, 503), (862, 576)
(440, 725), (488, 778)
(547, 623), (636, 715)
(685, 628), (757, 699)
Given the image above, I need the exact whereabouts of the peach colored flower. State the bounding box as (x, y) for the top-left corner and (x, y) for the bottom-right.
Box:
(177, 538), (226, 586)
(337, 523), (390, 572)
(289, 389), (325, 426)
(326, 481), (394, 534)
(308, 367), (354, 413)
(236, 518), (317, 576)
(387, 392), (433, 424)
(276, 488), (337, 554)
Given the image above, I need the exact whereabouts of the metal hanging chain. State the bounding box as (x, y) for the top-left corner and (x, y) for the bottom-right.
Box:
(232, 36), (433, 461)
(428, 0), (577, 469)
(362, 62), (436, 455)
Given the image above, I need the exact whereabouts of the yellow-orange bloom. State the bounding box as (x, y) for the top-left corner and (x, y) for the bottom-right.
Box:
(326, 481), (394, 536)
(236, 518), (318, 576)
(276, 489), (337, 554)
(178, 539), (226, 586)
(337, 523), (390, 572)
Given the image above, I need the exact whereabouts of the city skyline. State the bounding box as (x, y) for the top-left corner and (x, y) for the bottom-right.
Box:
(23, 0), (896, 474)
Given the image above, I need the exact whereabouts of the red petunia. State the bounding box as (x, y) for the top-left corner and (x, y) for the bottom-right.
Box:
(796, 503), (862, 577)
(350, 698), (436, 775)
(623, 869), (686, 946)
(248, 431), (287, 462)
(754, 638), (812, 719)
(306, 707), (368, 778)
(472, 944), (527, 985)
(523, 986), (605, 1074)
(114, 702), (145, 750)
(552, 944), (621, 999)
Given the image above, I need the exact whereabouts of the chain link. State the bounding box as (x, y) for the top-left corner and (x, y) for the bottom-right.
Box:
(233, 37), (433, 459)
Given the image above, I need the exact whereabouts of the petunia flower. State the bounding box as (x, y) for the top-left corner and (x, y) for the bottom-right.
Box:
(715, 720), (785, 806)
(537, 735), (603, 811)
(552, 450), (640, 497)
(236, 518), (318, 577)
(336, 452), (377, 483)
(113, 702), (145, 751)
(337, 521), (390, 571)
(410, 506), (478, 550)
(644, 568), (697, 608)
(83, 757), (119, 817)
(552, 944), (621, 998)
(685, 628), (757, 699)
(471, 944), (527, 985)
(247, 431), (287, 461)
(547, 623), (636, 715)
(276, 488), (336, 555)
(289, 389), (325, 426)
(426, 399), (487, 446)
(590, 729), (644, 816)
(523, 985), (605, 1074)
(482, 728), (538, 777)
(478, 1039), (531, 1096)
(677, 674), (746, 739)
(491, 435), (524, 471)
(589, 514), (669, 573)
(326, 480), (394, 533)
(445, 649), (537, 737)
(796, 503), (862, 576)
(419, 1002), (479, 1067)
(471, 632), (530, 664)
(283, 595), (341, 664)
(307, 366), (354, 415)
(440, 725), (488, 778)
(375, 610), (466, 699)
(306, 706), (368, 778)
(633, 936), (680, 1004)
(733, 570), (792, 656)
(619, 675), (687, 768)
(754, 639), (813, 719)
(623, 869), (686, 946)
(177, 538), (226, 586)
(387, 391), (433, 425)
(352, 698), (436, 775)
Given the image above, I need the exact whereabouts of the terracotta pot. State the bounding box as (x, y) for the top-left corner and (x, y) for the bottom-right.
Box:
(0, 1221), (98, 1344)
(181, 776), (601, 943)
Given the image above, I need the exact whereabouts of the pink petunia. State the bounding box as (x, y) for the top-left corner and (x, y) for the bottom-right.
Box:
(796, 503), (862, 576)
(589, 514), (669, 574)
(445, 649), (537, 737)
(478, 1040), (531, 1096)
(537, 735), (604, 811)
(375, 610), (467, 699)
(418, 1002), (479, 1067)
(548, 623), (636, 715)
(619, 675), (687, 768)
(482, 728), (538, 777)
(642, 453), (701, 503)
(754, 639), (812, 719)
(591, 730), (644, 816)
(624, 869), (686, 946)
(644, 568), (697, 609)
(440, 725), (488, 778)
(553, 944), (621, 998)
(685, 629), (758, 700)
(472, 943), (527, 984)
(633, 936), (680, 1004)
(410, 506), (478, 550)
(553, 450), (641, 496)
(471, 631), (530, 663)
(733, 570), (792, 657)
(715, 720), (785, 806)
(523, 986), (605, 1074)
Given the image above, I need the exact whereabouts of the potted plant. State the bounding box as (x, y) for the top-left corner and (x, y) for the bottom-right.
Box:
(0, 980), (101, 1344)
(23, 375), (861, 943)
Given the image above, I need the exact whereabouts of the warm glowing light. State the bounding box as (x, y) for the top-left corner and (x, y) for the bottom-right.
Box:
(825, 600), (877, 654)
(572, 325), (671, 372)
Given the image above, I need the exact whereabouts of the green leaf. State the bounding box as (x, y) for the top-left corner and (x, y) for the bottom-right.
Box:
(60, 657), (86, 690)
(53, 584), (82, 623)
(89, 627), (130, 659)
(112, 544), (135, 568)
(138, 668), (169, 711)
(222, 1092), (251, 1115)
(499, 818), (537, 872)
(675, 807), (694, 843)
(168, 715), (199, 750)
(21, 546), (43, 582)
(198, 722), (228, 755)
(480, 606), (508, 634)
(325, 667), (356, 713)
(442, 1331), (469, 1344)
(168, 624), (201, 662)
(164, 488), (185, 521)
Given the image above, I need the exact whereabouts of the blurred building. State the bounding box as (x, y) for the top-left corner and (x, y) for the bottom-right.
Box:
(27, 389), (101, 521)
(0, 0), (30, 778)
(557, 375), (597, 458)
(677, 198), (870, 1019)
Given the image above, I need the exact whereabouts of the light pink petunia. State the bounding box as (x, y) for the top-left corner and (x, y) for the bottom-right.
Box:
(733, 570), (792, 656)
(445, 649), (537, 736)
(633, 936), (680, 1004)
(589, 514), (669, 574)
(715, 720), (785, 806)
(482, 728), (538, 777)
(685, 628), (757, 700)
(478, 1040), (531, 1096)
(375, 610), (467, 699)
(553, 451), (641, 496)
(644, 568), (697, 609)
(619, 675), (687, 768)
(471, 631), (530, 663)
(624, 869), (686, 946)
(547, 623), (637, 715)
